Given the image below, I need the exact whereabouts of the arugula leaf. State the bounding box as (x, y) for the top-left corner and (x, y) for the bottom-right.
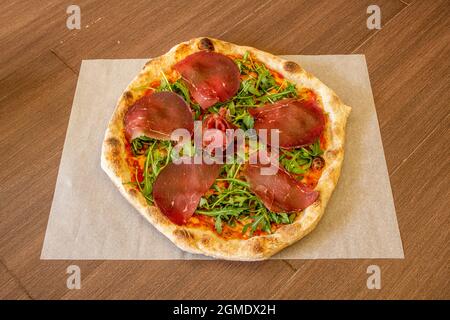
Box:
(196, 207), (248, 235)
(234, 51), (250, 73)
(215, 215), (223, 234)
(241, 204), (293, 237)
(156, 70), (172, 92)
(242, 114), (254, 129)
(246, 213), (265, 235)
(227, 101), (236, 115)
(172, 79), (191, 104)
(255, 63), (276, 91)
(156, 76), (191, 104)
(142, 141), (156, 197)
(243, 51), (249, 62)
(191, 103), (202, 120)
(289, 213), (297, 223)
(133, 138), (173, 204)
(199, 197), (208, 209)
(280, 139), (324, 175)
(131, 136), (153, 156)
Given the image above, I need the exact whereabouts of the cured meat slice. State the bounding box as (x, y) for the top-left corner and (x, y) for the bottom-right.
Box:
(153, 160), (222, 225)
(243, 163), (318, 212)
(124, 91), (194, 141)
(249, 98), (325, 148)
(202, 108), (235, 150)
(174, 51), (240, 109)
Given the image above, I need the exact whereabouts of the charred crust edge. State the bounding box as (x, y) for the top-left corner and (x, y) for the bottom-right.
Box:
(128, 188), (138, 197)
(198, 38), (215, 51)
(123, 90), (134, 102)
(174, 229), (195, 241)
(252, 240), (264, 254)
(283, 61), (301, 73)
(106, 137), (121, 148)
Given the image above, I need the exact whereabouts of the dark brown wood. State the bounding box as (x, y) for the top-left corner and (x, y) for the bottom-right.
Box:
(0, 0), (448, 299)
(61, 260), (296, 299)
(357, 0), (450, 172)
(0, 1), (82, 78)
(51, 0), (406, 70)
(0, 262), (31, 299)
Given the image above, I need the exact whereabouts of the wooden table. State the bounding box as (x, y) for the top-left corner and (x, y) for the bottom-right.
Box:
(0, 0), (448, 300)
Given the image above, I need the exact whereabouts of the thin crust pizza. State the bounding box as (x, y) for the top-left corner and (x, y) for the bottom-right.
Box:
(101, 37), (351, 260)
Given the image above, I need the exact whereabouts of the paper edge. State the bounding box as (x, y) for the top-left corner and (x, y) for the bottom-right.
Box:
(359, 55), (405, 259)
(40, 60), (89, 260)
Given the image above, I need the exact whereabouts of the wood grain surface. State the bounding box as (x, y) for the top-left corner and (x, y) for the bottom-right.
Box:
(0, 0), (448, 300)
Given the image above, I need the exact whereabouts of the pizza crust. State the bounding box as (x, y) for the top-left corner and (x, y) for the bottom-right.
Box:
(101, 37), (351, 260)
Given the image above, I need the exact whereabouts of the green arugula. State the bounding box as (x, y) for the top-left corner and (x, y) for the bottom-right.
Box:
(131, 136), (154, 156)
(132, 137), (173, 203)
(155, 75), (202, 120)
(195, 160), (296, 235)
(156, 73), (191, 103)
(280, 139), (323, 175)
(226, 52), (298, 129)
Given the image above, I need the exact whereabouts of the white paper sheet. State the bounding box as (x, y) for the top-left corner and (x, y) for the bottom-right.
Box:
(41, 55), (404, 260)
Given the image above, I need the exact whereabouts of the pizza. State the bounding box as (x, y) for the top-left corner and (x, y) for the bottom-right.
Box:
(101, 37), (351, 260)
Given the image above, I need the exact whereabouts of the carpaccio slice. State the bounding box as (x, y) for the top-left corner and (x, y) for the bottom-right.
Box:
(124, 91), (194, 141)
(249, 98), (325, 148)
(243, 163), (319, 213)
(202, 108), (235, 150)
(153, 159), (222, 225)
(174, 51), (240, 109)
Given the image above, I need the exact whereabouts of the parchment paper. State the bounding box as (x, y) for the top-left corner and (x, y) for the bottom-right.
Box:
(41, 55), (404, 260)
